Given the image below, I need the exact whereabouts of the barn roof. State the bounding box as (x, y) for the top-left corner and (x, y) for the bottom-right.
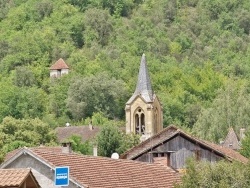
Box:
(121, 125), (248, 164)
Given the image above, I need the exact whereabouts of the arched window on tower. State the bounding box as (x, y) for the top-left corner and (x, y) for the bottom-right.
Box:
(135, 108), (145, 135)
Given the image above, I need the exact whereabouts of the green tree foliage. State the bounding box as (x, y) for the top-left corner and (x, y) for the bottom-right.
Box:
(0, 116), (56, 162)
(0, 0), (15, 20)
(1, 0), (250, 148)
(67, 73), (128, 120)
(97, 125), (139, 157)
(83, 8), (113, 46)
(240, 131), (250, 158)
(69, 135), (92, 155)
(35, 0), (53, 20)
(194, 81), (250, 142)
(49, 75), (71, 118)
(175, 159), (250, 188)
(14, 66), (36, 87)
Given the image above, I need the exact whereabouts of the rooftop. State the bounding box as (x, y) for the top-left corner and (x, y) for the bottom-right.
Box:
(2, 147), (181, 188)
(49, 58), (69, 70)
(0, 168), (40, 188)
(55, 125), (100, 143)
(121, 125), (248, 164)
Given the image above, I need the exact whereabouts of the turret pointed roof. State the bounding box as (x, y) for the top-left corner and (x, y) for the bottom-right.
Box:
(127, 54), (154, 104)
(49, 58), (69, 70)
(222, 127), (240, 150)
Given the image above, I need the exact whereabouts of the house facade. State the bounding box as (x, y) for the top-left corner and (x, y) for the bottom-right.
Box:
(1, 145), (181, 188)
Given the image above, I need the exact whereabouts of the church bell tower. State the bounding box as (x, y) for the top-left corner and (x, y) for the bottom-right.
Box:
(125, 54), (163, 140)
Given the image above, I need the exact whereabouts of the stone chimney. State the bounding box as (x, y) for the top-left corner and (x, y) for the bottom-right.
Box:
(93, 145), (98, 156)
(61, 142), (72, 154)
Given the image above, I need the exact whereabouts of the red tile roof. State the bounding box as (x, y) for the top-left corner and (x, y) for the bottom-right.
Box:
(121, 125), (248, 164)
(55, 125), (100, 143)
(49, 58), (69, 70)
(3, 147), (181, 188)
(0, 168), (39, 187)
(4, 146), (62, 161)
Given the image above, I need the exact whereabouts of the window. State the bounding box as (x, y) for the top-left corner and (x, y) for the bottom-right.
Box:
(135, 108), (145, 135)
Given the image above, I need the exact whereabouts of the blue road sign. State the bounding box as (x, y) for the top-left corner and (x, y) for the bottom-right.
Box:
(55, 166), (69, 186)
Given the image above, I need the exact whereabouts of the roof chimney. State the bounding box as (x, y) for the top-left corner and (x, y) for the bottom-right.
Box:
(153, 157), (170, 167)
(93, 145), (98, 156)
(153, 152), (171, 167)
(61, 142), (72, 153)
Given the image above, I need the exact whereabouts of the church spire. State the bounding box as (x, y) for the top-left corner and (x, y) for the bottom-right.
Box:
(127, 54), (153, 104)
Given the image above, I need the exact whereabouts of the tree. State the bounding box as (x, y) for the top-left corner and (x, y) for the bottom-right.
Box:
(97, 125), (122, 157)
(240, 131), (250, 158)
(69, 135), (92, 155)
(0, 117), (57, 162)
(83, 8), (113, 46)
(49, 75), (71, 118)
(67, 73), (128, 120)
(14, 66), (36, 87)
(193, 81), (250, 142)
(175, 158), (250, 188)
(97, 125), (139, 157)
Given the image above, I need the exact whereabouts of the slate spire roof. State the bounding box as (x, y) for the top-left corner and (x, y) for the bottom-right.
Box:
(127, 54), (154, 104)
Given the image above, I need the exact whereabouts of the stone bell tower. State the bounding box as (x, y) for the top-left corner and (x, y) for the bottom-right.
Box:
(125, 54), (163, 140)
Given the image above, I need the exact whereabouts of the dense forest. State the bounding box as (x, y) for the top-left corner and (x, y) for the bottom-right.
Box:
(1, 0), (250, 159)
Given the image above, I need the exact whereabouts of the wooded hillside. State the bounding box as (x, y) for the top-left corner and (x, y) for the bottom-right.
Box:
(1, 0), (250, 149)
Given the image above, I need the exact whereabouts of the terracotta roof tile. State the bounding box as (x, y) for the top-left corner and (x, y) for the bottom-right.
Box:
(0, 168), (31, 187)
(23, 148), (181, 187)
(5, 146), (62, 161)
(55, 125), (100, 142)
(49, 58), (69, 70)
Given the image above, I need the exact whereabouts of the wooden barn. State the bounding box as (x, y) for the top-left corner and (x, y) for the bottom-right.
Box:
(121, 125), (248, 170)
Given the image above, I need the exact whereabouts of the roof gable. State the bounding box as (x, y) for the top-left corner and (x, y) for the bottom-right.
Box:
(49, 58), (69, 70)
(0, 168), (40, 188)
(121, 125), (248, 164)
(2, 147), (181, 188)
